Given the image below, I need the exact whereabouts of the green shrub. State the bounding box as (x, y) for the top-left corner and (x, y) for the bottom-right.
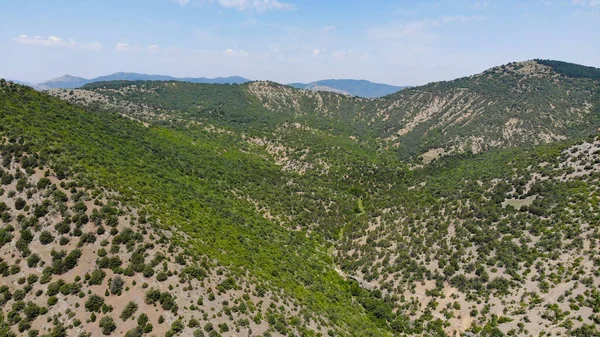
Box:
(99, 316), (116, 335)
(120, 301), (138, 321)
(85, 294), (104, 312)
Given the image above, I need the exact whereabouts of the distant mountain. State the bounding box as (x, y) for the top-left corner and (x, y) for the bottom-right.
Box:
(18, 74), (400, 96)
(185, 75), (250, 84)
(91, 72), (175, 82)
(90, 72), (249, 85)
(19, 73), (251, 90)
(288, 81), (353, 95)
(9, 79), (50, 91)
(289, 79), (407, 98)
(41, 75), (90, 89)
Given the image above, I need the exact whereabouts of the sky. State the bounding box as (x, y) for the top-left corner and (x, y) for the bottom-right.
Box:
(1, 0), (599, 86)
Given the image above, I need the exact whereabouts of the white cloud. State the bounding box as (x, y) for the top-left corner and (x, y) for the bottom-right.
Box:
(312, 49), (320, 57)
(219, 0), (295, 11)
(14, 35), (102, 50)
(572, 0), (600, 6)
(175, 0), (294, 11)
(115, 42), (140, 51)
(224, 48), (249, 56)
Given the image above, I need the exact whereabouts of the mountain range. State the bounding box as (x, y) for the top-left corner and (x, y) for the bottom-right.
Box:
(15, 73), (251, 91)
(1, 59), (600, 337)
(13, 74), (406, 98)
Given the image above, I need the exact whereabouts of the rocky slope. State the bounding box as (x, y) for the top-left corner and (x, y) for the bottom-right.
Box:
(373, 60), (600, 157)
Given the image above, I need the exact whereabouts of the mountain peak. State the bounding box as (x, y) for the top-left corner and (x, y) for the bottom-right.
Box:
(45, 74), (88, 83)
(41, 75), (90, 89)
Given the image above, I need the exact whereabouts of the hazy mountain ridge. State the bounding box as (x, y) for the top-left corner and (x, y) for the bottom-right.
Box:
(288, 79), (407, 98)
(17, 73), (252, 90)
(14, 74), (406, 98)
(90, 73), (250, 85)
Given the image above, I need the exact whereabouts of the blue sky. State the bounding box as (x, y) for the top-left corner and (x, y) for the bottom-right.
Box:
(1, 0), (599, 85)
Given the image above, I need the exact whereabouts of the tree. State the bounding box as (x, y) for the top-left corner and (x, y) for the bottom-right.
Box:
(88, 269), (106, 286)
(137, 313), (148, 327)
(39, 231), (54, 245)
(110, 276), (124, 295)
(99, 316), (116, 335)
(120, 301), (138, 321)
(36, 178), (51, 189)
(85, 294), (104, 312)
(124, 326), (144, 337)
(144, 288), (160, 304)
(14, 198), (26, 210)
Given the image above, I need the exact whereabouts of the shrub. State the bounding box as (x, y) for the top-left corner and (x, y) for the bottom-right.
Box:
(144, 289), (161, 304)
(110, 276), (124, 295)
(171, 319), (184, 333)
(99, 316), (116, 335)
(47, 296), (58, 306)
(88, 269), (106, 286)
(156, 271), (168, 282)
(39, 230), (54, 245)
(26, 254), (41, 268)
(137, 313), (149, 327)
(85, 294), (104, 312)
(124, 326), (144, 337)
(120, 301), (138, 321)
(143, 324), (153, 333)
(14, 198), (26, 210)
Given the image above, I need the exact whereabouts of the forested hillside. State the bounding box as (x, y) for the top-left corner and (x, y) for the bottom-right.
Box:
(1, 59), (600, 337)
(0, 80), (395, 337)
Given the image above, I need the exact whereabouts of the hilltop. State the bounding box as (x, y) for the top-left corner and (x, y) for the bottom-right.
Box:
(374, 60), (600, 157)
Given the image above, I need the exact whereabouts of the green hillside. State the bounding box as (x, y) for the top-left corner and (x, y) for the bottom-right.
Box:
(0, 80), (398, 337)
(2, 59), (600, 337)
(77, 60), (600, 161)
